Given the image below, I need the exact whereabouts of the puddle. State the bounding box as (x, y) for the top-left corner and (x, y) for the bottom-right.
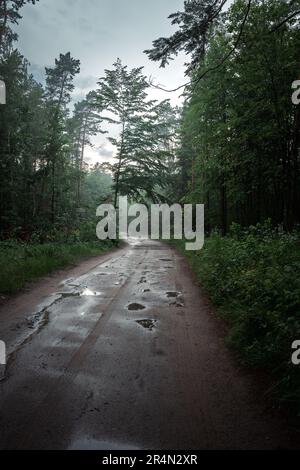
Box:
(143, 289), (151, 293)
(80, 289), (102, 297)
(26, 310), (50, 330)
(57, 292), (80, 298)
(58, 289), (102, 297)
(3, 307), (51, 379)
(166, 291), (185, 307)
(136, 319), (157, 330)
(128, 303), (146, 311)
(160, 258), (173, 262)
(166, 291), (180, 298)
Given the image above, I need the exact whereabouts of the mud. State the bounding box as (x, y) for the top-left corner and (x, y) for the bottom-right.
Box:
(136, 319), (157, 330)
(127, 303), (146, 311)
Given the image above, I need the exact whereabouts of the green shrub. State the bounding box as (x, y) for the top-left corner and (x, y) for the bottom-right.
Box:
(0, 240), (115, 295)
(171, 224), (300, 412)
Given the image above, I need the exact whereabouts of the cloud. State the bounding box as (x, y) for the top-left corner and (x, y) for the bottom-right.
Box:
(98, 145), (115, 160)
(28, 63), (46, 84)
(74, 75), (98, 90)
(84, 142), (115, 166)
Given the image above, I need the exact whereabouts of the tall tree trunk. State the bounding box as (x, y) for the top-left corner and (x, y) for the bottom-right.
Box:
(220, 177), (227, 236)
(51, 159), (55, 225)
(77, 119), (88, 206)
(114, 122), (125, 207)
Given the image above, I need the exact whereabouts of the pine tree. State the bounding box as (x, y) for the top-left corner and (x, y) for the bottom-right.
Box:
(0, 0), (38, 51)
(45, 52), (80, 224)
(96, 60), (178, 203)
(69, 91), (105, 205)
(96, 59), (150, 205)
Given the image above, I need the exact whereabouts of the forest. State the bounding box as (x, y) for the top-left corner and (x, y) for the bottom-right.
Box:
(1, 0), (300, 413)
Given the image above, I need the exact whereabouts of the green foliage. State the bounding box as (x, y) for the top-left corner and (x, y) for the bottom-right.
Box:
(0, 239), (115, 295)
(96, 59), (178, 204)
(144, 0), (228, 73)
(173, 224), (300, 410)
(167, 0), (300, 232)
(0, 47), (112, 240)
(0, 1), (39, 52)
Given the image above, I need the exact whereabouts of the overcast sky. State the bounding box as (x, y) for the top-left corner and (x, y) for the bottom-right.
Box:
(15, 0), (187, 165)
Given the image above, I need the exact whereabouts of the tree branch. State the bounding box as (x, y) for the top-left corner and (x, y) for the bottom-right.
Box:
(270, 9), (300, 33)
(149, 0), (252, 94)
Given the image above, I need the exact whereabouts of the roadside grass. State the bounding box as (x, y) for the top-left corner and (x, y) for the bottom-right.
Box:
(170, 223), (300, 413)
(0, 240), (116, 295)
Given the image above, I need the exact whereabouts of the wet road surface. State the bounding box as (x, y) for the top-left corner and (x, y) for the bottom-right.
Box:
(0, 239), (297, 449)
